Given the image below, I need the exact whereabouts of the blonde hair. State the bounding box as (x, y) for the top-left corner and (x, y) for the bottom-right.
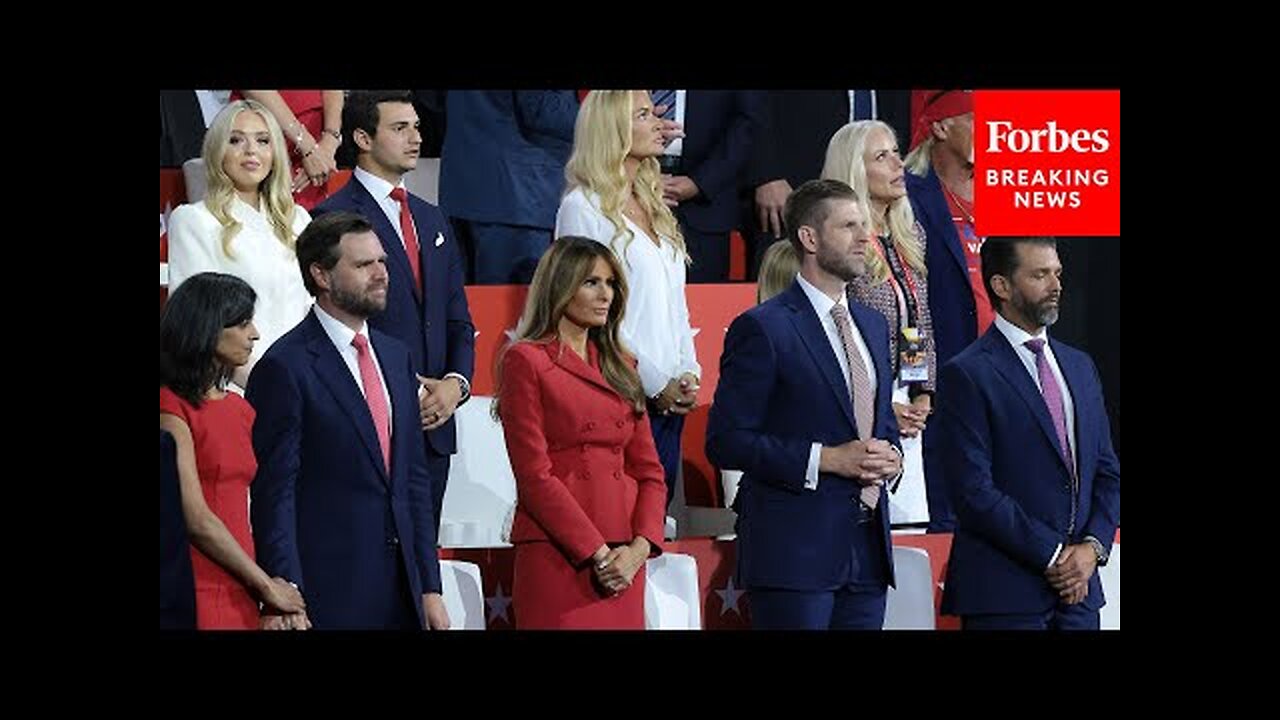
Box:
(491, 237), (646, 421)
(821, 120), (925, 285)
(201, 99), (299, 260)
(756, 239), (799, 303)
(564, 90), (686, 265)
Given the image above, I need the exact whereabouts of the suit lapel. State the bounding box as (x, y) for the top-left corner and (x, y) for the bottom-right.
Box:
(546, 341), (617, 397)
(304, 314), (391, 486)
(782, 283), (858, 433)
(984, 329), (1070, 476)
(926, 167), (969, 280)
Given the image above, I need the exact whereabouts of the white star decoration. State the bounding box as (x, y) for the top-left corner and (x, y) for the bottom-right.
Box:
(486, 582), (512, 625)
(691, 327), (701, 337)
(715, 576), (744, 616)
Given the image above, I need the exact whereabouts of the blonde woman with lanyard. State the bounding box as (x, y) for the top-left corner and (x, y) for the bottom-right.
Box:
(822, 120), (935, 525)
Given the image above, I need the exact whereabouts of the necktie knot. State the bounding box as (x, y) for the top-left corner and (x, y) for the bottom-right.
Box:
(352, 333), (370, 352)
(389, 187), (407, 204)
(1023, 338), (1046, 355)
(830, 302), (850, 323)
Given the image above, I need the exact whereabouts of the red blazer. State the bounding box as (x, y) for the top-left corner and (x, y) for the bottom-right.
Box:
(499, 339), (666, 565)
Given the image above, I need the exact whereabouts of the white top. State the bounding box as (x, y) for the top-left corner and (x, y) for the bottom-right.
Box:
(555, 187), (700, 396)
(312, 304), (393, 427)
(795, 273), (878, 490)
(167, 197), (313, 379)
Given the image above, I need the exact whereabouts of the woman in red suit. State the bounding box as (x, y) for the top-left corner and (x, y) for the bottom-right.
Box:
(160, 272), (308, 630)
(493, 236), (668, 629)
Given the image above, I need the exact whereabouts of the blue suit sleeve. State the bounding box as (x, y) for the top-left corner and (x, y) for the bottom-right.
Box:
(247, 354), (306, 589)
(706, 312), (813, 493)
(1081, 358), (1121, 554)
(687, 91), (765, 205)
(441, 218), (476, 383)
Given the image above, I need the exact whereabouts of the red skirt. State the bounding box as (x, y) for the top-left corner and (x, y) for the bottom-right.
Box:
(513, 542), (646, 629)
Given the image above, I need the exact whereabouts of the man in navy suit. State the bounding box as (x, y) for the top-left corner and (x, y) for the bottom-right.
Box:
(438, 90), (579, 284)
(938, 237), (1120, 630)
(707, 179), (902, 630)
(315, 91), (475, 537)
(656, 90), (764, 283)
(248, 212), (449, 630)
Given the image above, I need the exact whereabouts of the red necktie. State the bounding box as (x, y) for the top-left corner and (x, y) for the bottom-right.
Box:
(388, 187), (422, 293)
(351, 333), (391, 473)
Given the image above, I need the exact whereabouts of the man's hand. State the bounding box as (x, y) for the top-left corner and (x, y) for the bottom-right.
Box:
(661, 175), (699, 208)
(419, 375), (463, 430)
(1045, 544), (1098, 605)
(423, 592), (451, 630)
(754, 179), (792, 239)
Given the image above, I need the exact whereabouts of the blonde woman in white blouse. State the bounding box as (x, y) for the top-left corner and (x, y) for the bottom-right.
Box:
(168, 99), (313, 391)
(555, 90), (699, 508)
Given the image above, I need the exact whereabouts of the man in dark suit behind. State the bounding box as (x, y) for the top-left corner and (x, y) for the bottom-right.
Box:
(160, 429), (196, 629)
(315, 91), (475, 536)
(938, 237), (1120, 630)
(707, 179), (902, 629)
(248, 212), (449, 630)
(438, 90), (579, 284)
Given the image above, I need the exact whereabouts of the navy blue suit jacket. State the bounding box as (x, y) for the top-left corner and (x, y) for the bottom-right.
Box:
(938, 326), (1120, 616)
(438, 90), (578, 229)
(707, 281), (899, 591)
(906, 165), (978, 370)
(248, 312), (442, 629)
(315, 177), (475, 457)
(674, 90), (764, 233)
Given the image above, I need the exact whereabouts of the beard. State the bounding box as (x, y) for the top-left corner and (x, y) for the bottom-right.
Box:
(1013, 290), (1060, 327)
(331, 282), (387, 318)
(816, 242), (861, 283)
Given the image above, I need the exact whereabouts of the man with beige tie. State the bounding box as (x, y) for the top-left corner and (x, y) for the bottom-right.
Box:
(707, 179), (902, 630)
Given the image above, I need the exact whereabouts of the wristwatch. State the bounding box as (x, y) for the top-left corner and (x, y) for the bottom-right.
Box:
(1084, 536), (1109, 566)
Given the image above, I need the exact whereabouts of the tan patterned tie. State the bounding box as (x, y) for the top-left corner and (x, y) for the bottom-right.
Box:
(830, 303), (881, 509)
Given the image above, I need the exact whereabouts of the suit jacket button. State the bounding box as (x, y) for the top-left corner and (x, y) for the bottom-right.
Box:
(614, 470), (621, 479)
(613, 446), (622, 454)
(586, 422), (596, 431)
(616, 419), (625, 428)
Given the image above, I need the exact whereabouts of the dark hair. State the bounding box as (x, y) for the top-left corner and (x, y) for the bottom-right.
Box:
(980, 236), (1058, 311)
(160, 272), (257, 406)
(784, 178), (859, 255)
(296, 211), (375, 296)
(343, 90), (415, 154)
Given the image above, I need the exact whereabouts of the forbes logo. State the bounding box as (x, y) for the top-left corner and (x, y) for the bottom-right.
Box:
(986, 120), (1110, 154)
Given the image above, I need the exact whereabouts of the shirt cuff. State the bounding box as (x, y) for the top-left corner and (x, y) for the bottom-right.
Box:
(804, 443), (822, 490)
(1046, 543), (1063, 570)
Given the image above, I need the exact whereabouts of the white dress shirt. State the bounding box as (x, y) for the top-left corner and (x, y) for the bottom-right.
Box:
(795, 273), (878, 490)
(353, 166), (415, 251)
(555, 187), (700, 396)
(312, 304), (393, 428)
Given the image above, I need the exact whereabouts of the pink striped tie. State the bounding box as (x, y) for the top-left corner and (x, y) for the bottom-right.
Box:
(352, 333), (391, 473)
(830, 303), (881, 509)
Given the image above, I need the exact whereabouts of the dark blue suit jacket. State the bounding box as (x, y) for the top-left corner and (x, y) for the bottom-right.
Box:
(438, 90), (578, 229)
(315, 178), (475, 457)
(159, 429), (196, 629)
(707, 281), (899, 591)
(906, 165), (977, 370)
(674, 90), (764, 233)
(248, 312), (442, 629)
(938, 326), (1120, 616)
